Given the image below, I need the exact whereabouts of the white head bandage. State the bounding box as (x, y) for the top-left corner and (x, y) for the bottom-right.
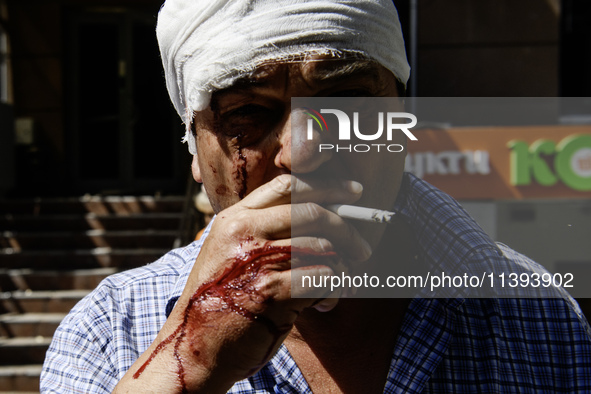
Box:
(156, 0), (410, 155)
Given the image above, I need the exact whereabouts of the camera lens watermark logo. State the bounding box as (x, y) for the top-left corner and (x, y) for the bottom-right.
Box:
(304, 108), (418, 153)
(303, 107), (329, 138)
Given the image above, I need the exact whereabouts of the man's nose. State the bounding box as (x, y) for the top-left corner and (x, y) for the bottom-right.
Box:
(274, 109), (332, 173)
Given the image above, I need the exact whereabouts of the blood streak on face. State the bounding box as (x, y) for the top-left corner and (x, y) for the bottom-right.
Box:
(235, 146), (248, 199)
(133, 245), (336, 392)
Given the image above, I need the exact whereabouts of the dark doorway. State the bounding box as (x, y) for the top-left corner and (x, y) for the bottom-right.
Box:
(66, 7), (187, 195)
(560, 0), (591, 97)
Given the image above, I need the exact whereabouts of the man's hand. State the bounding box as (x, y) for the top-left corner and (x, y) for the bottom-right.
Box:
(114, 175), (372, 393)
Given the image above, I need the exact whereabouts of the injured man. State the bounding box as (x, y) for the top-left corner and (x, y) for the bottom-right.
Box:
(41, 0), (591, 393)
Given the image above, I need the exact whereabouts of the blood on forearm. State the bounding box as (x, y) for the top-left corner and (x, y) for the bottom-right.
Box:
(133, 244), (335, 393)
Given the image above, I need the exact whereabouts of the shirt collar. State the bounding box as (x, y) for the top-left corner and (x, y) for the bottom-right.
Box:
(165, 218), (215, 317)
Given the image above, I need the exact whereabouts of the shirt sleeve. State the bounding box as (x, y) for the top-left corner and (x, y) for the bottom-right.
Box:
(40, 291), (121, 393)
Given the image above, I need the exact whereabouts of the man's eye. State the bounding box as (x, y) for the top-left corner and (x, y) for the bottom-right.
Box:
(226, 104), (269, 118)
(216, 104), (280, 143)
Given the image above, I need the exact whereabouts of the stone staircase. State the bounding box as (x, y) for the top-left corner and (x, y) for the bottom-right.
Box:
(0, 195), (185, 392)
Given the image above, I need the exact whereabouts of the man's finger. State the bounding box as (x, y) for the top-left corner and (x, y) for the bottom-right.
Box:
(290, 203), (373, 262)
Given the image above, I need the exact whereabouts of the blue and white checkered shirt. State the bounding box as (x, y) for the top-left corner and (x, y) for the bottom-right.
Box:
(41, 173), (591, 393)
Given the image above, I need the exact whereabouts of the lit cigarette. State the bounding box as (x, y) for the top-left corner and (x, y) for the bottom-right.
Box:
(326, 204), (395, 224)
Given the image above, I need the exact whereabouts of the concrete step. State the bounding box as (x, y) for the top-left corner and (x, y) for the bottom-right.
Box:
(0, 212), (183, 232)
(0, 268), (116, 292)
(1, 230), (177, 251)
(0, 313), (65, 338)
(0, 195), (184, 215)
(0, 392), (39, 394)
(0, 337), (51, 365)
(0, 364), (42, 392)
(0, 290), (89, 314)
(0, 248), (168, 270)
(0, 194), (187, 392)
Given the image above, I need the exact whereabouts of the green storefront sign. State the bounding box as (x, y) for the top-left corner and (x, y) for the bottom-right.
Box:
(508, 134), (591, 191)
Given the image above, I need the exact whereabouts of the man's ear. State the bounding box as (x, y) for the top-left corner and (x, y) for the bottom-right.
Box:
(191, 155), (203, 183)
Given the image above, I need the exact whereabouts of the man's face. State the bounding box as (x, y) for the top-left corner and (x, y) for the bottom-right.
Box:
(190, 57), (407, 224)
